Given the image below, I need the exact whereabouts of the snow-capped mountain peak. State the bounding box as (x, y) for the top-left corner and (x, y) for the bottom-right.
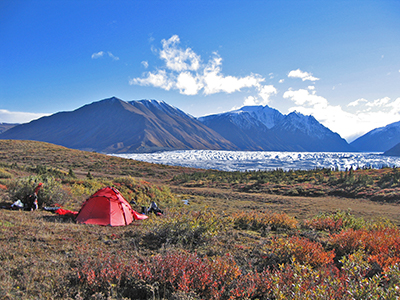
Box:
(226, 105), (284, 129)
(350, 120), (400, 152)
(198, 105), (352, 151)
(369, 120), (400, 136)
(280, 111), (327, 138)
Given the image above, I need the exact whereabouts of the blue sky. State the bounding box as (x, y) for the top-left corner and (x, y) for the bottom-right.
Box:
(1, 0), (399, 142)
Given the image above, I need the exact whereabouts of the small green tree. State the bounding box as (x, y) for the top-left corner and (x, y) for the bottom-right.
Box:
(68, 168), (76, 178)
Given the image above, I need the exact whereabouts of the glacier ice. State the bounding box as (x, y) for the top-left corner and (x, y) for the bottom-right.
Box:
(112, 150), (400, 172)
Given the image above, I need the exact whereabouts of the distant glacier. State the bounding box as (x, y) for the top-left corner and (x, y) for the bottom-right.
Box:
(113, 151), (400, 172)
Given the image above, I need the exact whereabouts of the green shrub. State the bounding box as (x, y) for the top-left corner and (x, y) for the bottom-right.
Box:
(303, 210), (396, 232)
(233, 210), (298, 231)
(142, 209), (230, 250)
(113, 176), (180, 209)
(0, 167), (12, 179)
(7, 175), (71, 207)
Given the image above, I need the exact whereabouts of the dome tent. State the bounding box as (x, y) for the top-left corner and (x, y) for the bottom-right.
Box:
(76, 187), (147, 226)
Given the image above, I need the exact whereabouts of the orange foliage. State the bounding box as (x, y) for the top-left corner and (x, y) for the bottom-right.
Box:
(330, 228), (400, 271)
(270, 236), (335, 267)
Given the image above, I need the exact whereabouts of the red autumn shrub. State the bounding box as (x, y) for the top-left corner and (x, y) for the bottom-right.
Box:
(329, 228), (400, 270)
(304, 216), (343, 232)
(269, 236), (335, 267)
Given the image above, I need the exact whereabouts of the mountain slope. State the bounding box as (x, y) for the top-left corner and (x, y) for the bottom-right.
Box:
(239, 105), (284, 128)
(0, 123), (18, 134)
(383, 142), (400, 156)
(350, 121), (400, 152)
(0, 97), (236, 153)
(199, 110), (286, 151)
(271, 112), (352, 151)
(199, 107), (352, 152)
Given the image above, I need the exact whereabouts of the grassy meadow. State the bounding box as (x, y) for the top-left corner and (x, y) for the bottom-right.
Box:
(1, 139), (400, 299)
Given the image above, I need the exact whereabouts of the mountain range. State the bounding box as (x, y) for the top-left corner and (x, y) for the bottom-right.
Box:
(350, 121), (400, 153)
(0, 123), (17, 134)
(1, 97), (400, 154)
(199, 106), (352, 152)
(0, 97), (235, 153)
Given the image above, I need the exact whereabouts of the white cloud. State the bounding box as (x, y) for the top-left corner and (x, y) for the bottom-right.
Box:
(284, 87), (400, 142)
(141, 61), (149, 68)
(91, 51), (104, 59)
(388, 98), (400, 114)
(279, 79), (284, 83)
(176, 72), (202, 95)
(130, 69), (175, 91)
(348, 97), (392, 109)
(107, 52), (119, 61)
(237, 85), (277, 107)
(288, 69), (320, 81)
(131, 35), (265, 97)
(91, 51), (119, 60)
(347, 98), (368, 107)
(159, 35), (201, 72)
(283, 88), (328, 107)
(243, 96), (258, 106)
(366, 97), (390, 107)
(0, 109), (49, 123)
(202, 54), (264, 95)
(257, 85), (277, 105)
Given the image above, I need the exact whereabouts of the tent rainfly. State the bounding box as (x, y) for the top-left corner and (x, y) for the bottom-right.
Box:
(76, 186), (148, 226)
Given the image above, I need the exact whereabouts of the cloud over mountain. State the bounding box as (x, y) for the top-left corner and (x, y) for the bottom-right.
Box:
(0, 109), (49, 124)
(128, 35), (400, 143)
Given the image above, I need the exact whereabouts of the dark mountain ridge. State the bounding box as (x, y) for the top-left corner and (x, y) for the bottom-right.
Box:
(3, 96), (397, 153)
(0, 97), (236, 153)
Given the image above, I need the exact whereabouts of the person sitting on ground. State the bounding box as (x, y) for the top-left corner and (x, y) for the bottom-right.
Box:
(147, 201), (163, 216)
(25, 182), (43, 211)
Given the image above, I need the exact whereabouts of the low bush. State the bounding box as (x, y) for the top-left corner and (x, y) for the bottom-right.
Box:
(329, 227), (400, 271)
(232, 210), (298, 232)
(113, 176), (180, 209)
(268, 236), (335, 268)
(141, 209), (230, 250)
(7, 175), (72, 207)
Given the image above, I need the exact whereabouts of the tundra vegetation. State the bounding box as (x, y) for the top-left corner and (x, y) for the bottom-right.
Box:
(0, 140), (400, 299)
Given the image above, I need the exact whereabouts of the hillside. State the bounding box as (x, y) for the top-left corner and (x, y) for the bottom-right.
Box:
(1, 140), (400, 299)
(0, 139), (399, 220)
(0, 139), (197, 181)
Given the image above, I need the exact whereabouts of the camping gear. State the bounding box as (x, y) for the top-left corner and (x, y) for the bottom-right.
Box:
(76, 187), (148, 226)
(54, 208), (79, 217)
(147, 201), (164, 216)
(11, 199), (24, 209)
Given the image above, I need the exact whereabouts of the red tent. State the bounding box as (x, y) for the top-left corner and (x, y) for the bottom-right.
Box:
(76, 187), (148, 226)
